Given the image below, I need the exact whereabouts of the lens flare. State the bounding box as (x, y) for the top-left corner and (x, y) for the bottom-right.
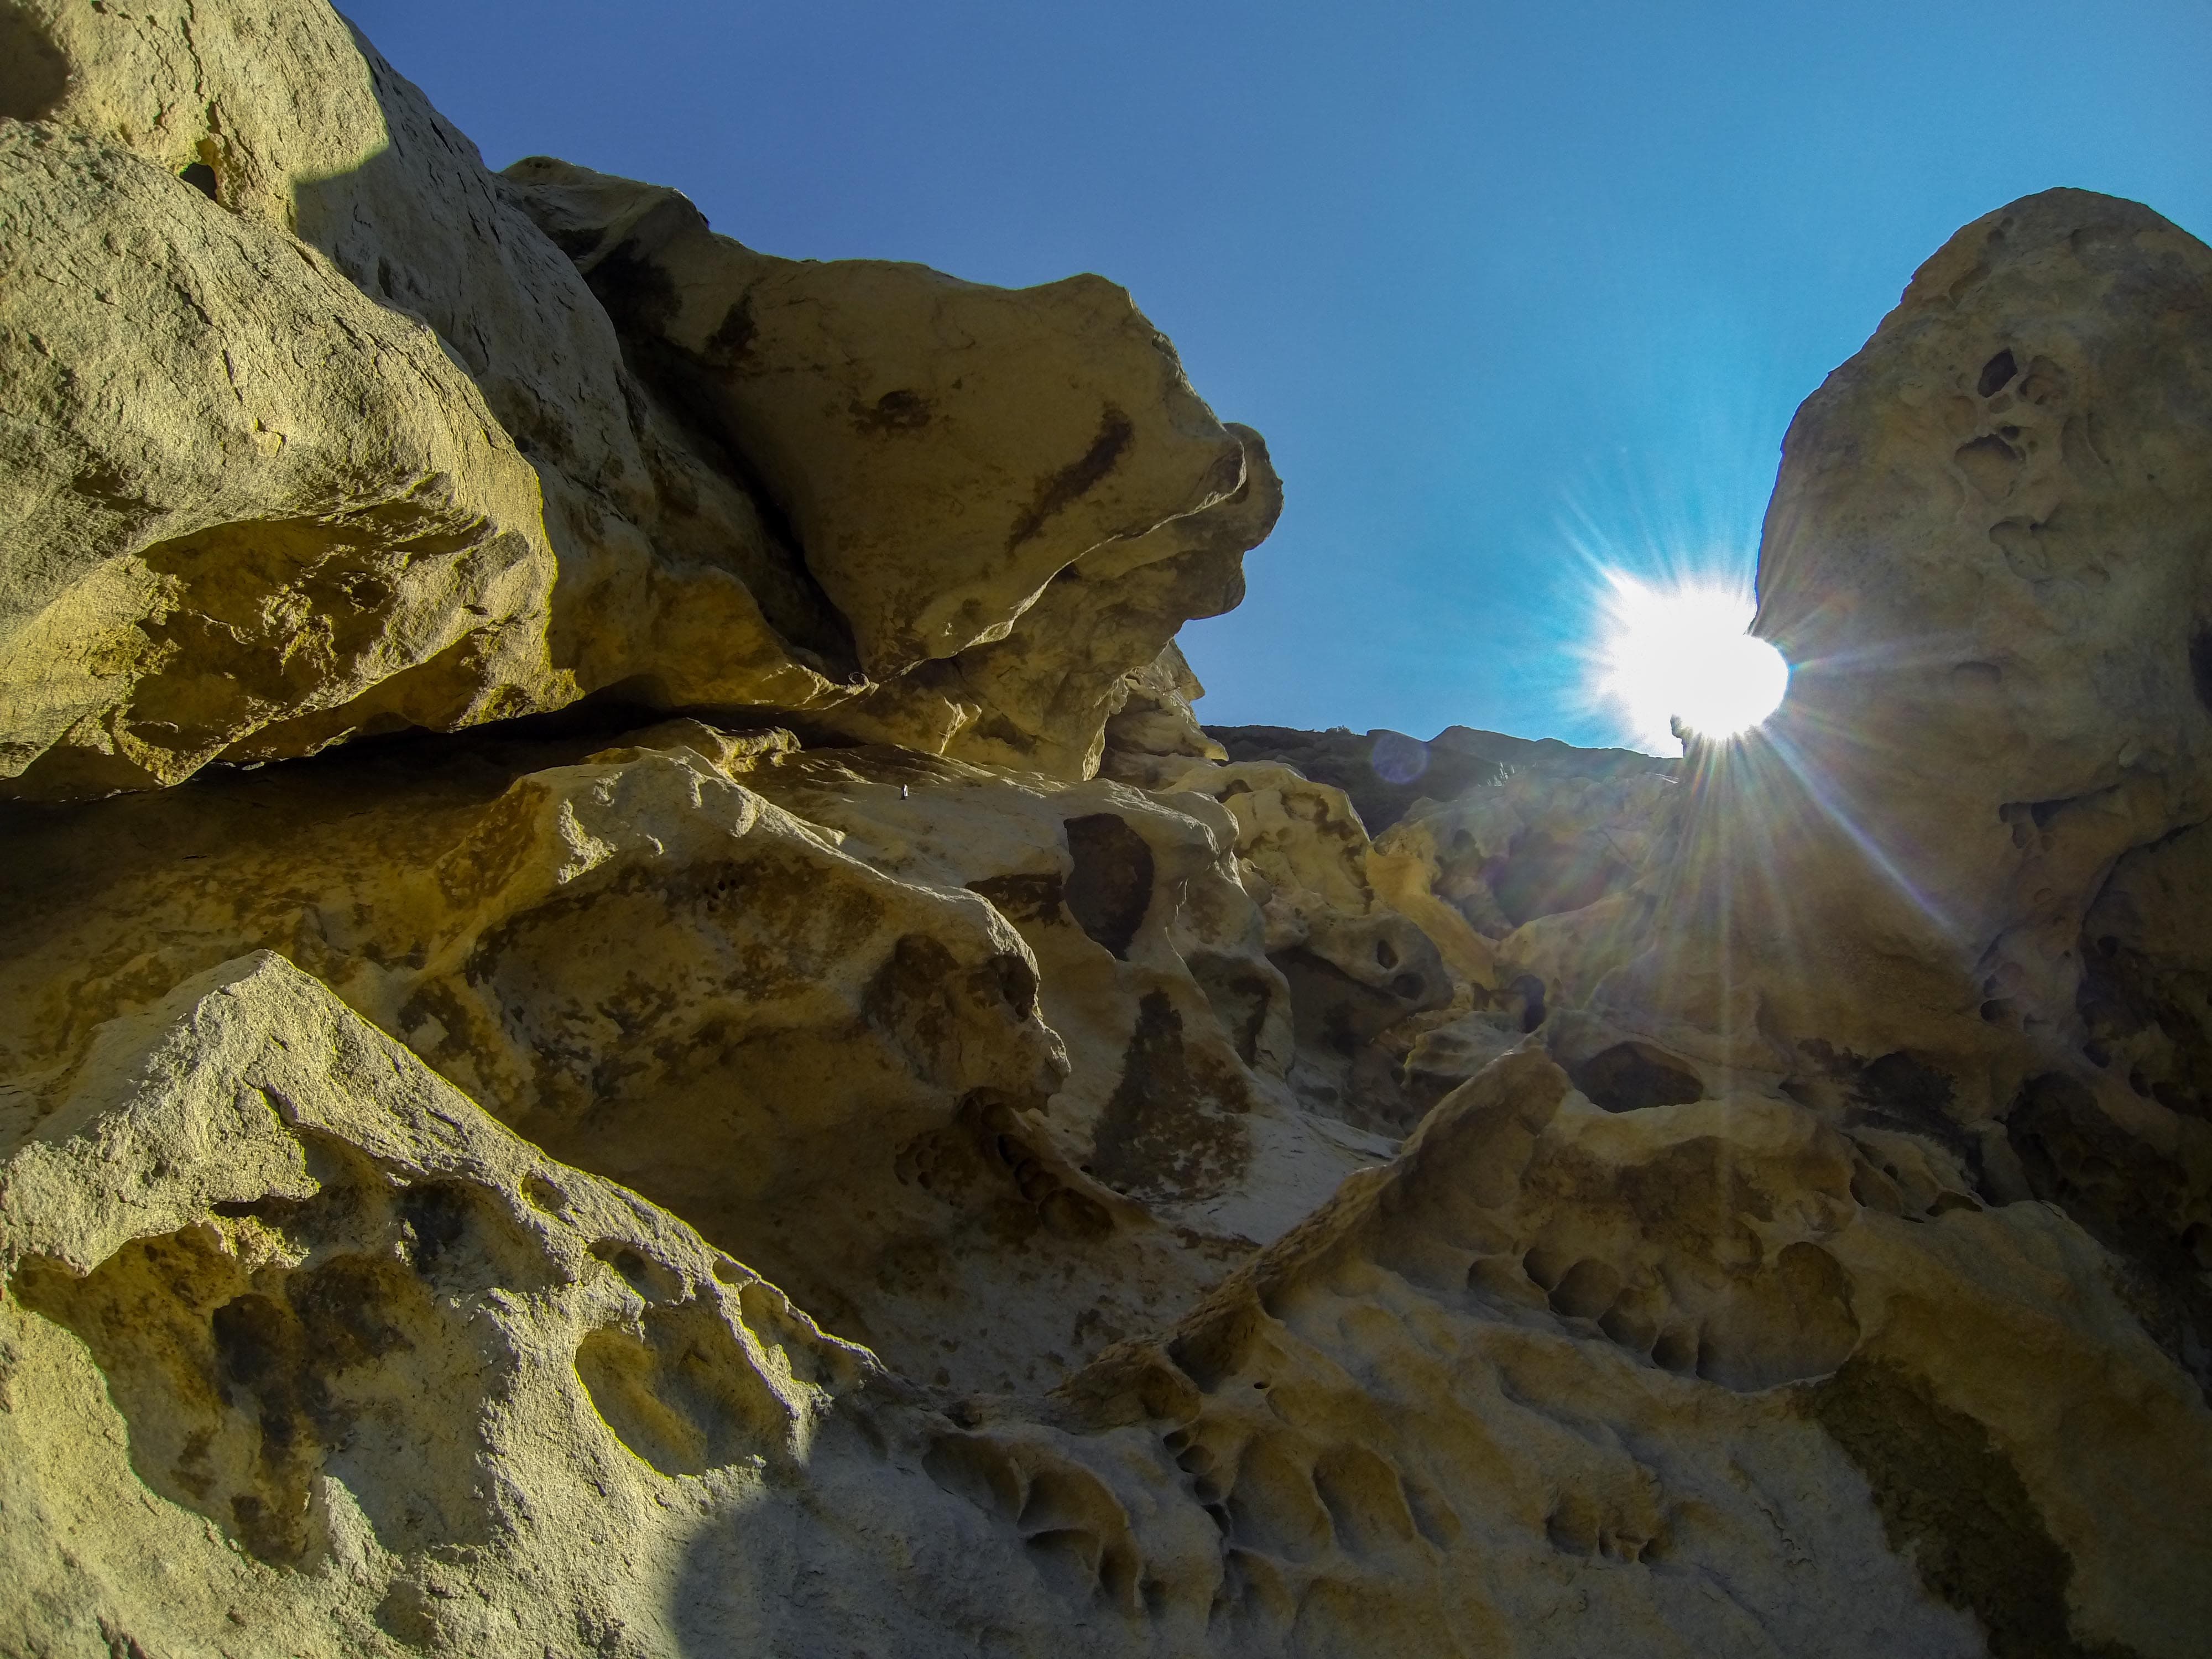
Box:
(1593, 573), (1788, 750)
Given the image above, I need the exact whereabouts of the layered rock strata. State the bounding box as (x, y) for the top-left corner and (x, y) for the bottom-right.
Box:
(1, 6), (2208, 1658)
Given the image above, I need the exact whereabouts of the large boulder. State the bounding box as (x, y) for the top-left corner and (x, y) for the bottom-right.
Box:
(0, 952), (1078, 1655)
(1639, 190), (2212, 1077)
(0, 0), (1279, 796)
(503, 158), (1251, 682)
(0, 119), (562, 795)
(1589, 190), (2212, 1406)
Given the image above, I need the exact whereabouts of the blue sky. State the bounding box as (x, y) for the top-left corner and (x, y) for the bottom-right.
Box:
(346, 1), (2210, 748)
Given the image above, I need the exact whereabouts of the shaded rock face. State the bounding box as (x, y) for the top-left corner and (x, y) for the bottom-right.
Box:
(1209, 722), (1668, 834)
(1582, 188), (2212, 1410)
(1, 12), (2209, 1659)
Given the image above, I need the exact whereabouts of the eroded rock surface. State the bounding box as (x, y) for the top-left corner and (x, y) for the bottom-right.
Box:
(2, 9), (2209, 1656)
(0, 0), (1275, 797)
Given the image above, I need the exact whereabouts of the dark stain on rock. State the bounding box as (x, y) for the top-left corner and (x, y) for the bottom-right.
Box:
(702, 296), (757, 369)
(2189, 626), (2212, 718)
(543, 222), (606, 262)
(1822, 1047), (1985, 1177)
(1089, 992), (1249, 1203)
(1006, 405), (1134, 552)
(862, 931), (1044, 1089)
(1062, 813), (1154, 959)
(0, 11), (70, 121)
(2007, 1072), (2211, 1400)
(968, 872), (1068, 930)
(13, 1197), (474, 1567)
(1486, 829), (1631, 928)
(2075, 925), (2212, 1124)
(1186, 952), (1276, 1066)
(397, 1181), (474, 1272)
(851, 388), (932, 433)
(1809, 1358), (2141, 1659)
(896, 1090), (1111, 1240)
(863, 932), (969, 1084)
(581, 241), (684, 336)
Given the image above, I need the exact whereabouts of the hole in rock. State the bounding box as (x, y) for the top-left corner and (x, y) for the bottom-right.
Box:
(1511, 974), (1547, 1033)
(1521, 1244), (1570, 1291)
(1547, 1258), (1625, 1320)
(180, 161), (220, 201)
(1977, 348), (2019, 397)
(1223, 1437), (1333, 1562)
(1598, 1298), (1660, 1353)
(1312, 1444), (1419, 1553)
(1651, 1326), (1699, 1373)
(0, 13), (70, 121)
(1955, 434), (2021, 495)
(574, 1302), (790, 1478)
(1572, 1042), (1704, 1113)
(589, 1239), (686, 1303)
(1062, 813), (1154, 958)
(2190, 627), (2212, 716)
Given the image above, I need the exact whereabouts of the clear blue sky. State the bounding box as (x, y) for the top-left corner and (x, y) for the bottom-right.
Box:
(346, 1), (2210, 748)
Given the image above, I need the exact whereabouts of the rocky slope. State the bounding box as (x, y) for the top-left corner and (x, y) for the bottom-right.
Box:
(1, 4), (2208, 1656)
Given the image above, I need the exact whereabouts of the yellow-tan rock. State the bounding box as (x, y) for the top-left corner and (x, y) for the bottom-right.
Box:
(3, 9), (2210, 1655)
(14, 966), (2203, 1656)
(0, 119), (562, 796)
(0, 715), (1426, 1396)
(1627, 190), (2212, 1086)
(502, 158), (1249, 681)
(0, 1), (1279, 797)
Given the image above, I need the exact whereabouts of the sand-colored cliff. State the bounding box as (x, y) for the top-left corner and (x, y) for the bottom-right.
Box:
(1, 5), (2206, 1655)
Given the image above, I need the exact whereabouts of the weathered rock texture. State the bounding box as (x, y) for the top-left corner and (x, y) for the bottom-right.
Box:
(2, 8), (2209, 1657)
(0, 0), (1272, 797)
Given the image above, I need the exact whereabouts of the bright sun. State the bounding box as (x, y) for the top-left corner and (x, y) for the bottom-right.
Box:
(1593, 573), (1788, 751)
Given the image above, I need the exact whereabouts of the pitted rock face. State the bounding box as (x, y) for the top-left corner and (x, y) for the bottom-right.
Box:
(3, 8), (2211, 1657)
(1562, 192), (2212, 1430)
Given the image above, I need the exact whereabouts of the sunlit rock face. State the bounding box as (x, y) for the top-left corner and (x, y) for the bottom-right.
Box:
(0, 0), (1272, 798)
(3, 9), (2210, 1657)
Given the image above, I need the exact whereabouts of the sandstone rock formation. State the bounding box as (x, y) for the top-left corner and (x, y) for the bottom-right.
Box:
(0, 0), (1274, 797)
(2, 6), (2209, 1657)
(1209, 722), (1664, 833)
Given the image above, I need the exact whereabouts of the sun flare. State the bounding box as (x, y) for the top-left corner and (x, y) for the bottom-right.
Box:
(1593, 573), (1788, 750)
